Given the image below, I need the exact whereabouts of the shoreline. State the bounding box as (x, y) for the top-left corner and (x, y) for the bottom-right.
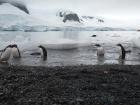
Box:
(0, 65), (140, 105)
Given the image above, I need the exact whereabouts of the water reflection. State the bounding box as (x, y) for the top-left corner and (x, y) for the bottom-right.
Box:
(118, 59), (125, 65)
(0, 31), (140, 66)
(63, 31), (79, 40)
(97, 56), (105, 65)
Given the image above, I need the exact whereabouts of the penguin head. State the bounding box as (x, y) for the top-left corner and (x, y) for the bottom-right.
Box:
(38, 45), (44, 54)
(116, 43), (125, 50)
(6, 45), (12, 48)
(38, 45), (44, 53)
(4, 45), (12, 51)
(38, 45), (46, 51)
(95, 44), (101, 47)
(38, 45), (43, 48)
(116, 44), (123, 47)
(11, 44), (18, 48)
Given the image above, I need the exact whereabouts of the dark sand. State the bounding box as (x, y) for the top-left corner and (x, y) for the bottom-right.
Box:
(0, 65), (140, 105)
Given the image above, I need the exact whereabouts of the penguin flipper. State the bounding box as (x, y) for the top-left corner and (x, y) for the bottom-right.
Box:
(30, 52), (41, 55)
(11, 2), (29, 14)
(17, 47), (21, 58)
(0, 0), (29, 14)
(125, 50), (131, 53)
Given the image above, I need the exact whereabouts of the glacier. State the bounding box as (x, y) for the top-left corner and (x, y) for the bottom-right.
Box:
(0, 3), (136, 32)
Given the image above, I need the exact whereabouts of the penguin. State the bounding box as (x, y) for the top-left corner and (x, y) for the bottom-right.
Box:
(91, 35), (97, 37)
(38, 45), (47, 61)
(95, 44), (105, 56)
(30, 52), (41, 56)
(11, 44), (21, 58)
(0, 45), (12, 63)
(116, 44), (126, 59)
(0, 0), (29, 14)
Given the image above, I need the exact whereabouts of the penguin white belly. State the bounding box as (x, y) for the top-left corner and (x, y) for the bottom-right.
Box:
(12, 48), (20, 58)
(97, 47), (104, 56)
(39, 48), (43, 57)
(0, 48), (12, 61)
(117, 47), (122, 57)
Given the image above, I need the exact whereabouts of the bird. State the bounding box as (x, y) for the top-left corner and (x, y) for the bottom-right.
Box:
(0, 45), (12, 63)
(11, 44), (21, 58)
(0, 0), (29, 14)
(116, 44), (126, 59)
(91, 35), (97, 37)
(95, 44), (105, 56)
(38, 45), (47, 61)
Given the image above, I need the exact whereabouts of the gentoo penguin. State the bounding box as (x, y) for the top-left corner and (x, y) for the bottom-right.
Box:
(91, 35), (97, 37)
(0, 45), (12, 63)
(0, 0), (29, 14)
(11, 44), (21, 58)
(95, 44), (105, 56)
(38, 45), (47, 61)
(117, 44), (126, 59)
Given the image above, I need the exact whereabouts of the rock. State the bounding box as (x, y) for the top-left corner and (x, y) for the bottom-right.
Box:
(63, 13), (80, 23)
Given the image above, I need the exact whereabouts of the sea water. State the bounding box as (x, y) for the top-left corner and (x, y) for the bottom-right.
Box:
(0, 31), (140, 66)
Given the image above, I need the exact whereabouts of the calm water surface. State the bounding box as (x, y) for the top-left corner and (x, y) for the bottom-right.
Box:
(0, 31), (140, 66)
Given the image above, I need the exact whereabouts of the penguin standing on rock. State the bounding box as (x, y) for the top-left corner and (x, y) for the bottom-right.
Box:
(116, 44), (126, 59)
(0, 45), (12, 63)
(95, 44), (105, 57)
(38, 45), (47, 61)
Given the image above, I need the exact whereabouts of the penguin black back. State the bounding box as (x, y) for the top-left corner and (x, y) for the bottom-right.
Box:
(38, 45), (47, 61)
(117, 44), (126, 59)
(5, 45), (12, 50)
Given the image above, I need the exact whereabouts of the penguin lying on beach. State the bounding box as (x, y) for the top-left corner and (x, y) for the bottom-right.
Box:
(0, 44), (21, 63)
(95, 44), (105, 57)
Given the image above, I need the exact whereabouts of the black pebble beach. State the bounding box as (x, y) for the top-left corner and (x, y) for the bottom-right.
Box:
(0, 65), (140, 105)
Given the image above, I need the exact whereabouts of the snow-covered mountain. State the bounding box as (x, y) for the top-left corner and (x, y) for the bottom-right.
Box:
(0, 13), (48, 31)
(55, 10), (105, 26)
(0, 3), (134, 31)
(0, 3), (49, 31)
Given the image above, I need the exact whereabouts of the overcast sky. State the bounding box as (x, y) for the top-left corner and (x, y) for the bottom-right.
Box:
(25, 0), (140, 20)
